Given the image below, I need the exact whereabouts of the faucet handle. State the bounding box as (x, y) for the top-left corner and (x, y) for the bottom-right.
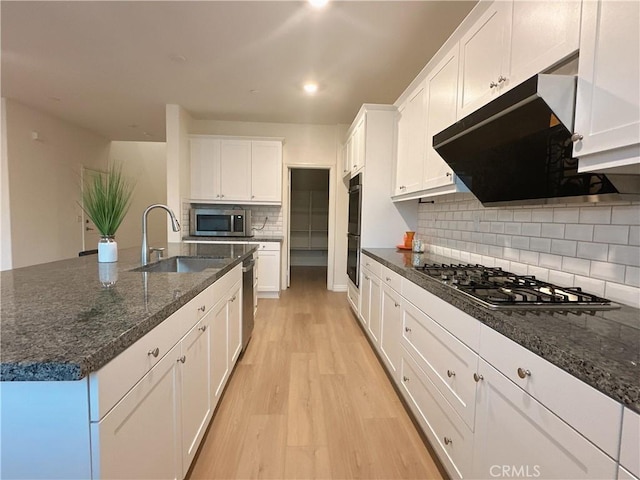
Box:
(149, 247), (165, 262)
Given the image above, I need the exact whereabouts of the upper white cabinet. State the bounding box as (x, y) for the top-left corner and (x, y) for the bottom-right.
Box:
(343, 115), (366, 178)
(575, 0), (640, 173)
(458, 0), (580, 119)
(394, 82), (426, 196)
(457, 1), (512, 119)
(190, 137), (283, 205)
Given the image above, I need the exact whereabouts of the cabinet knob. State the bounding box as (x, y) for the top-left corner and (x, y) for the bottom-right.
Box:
(148, 347), (160, 358)
(444, 437), (453, 446)
(220, 194), (225, 198)
(517, 367), (531, 379)
(394, 302), (400, 308)
(251, 195), (255, 199)
(198, 324), (207, 332)
(177, 355), (186, 364)
(386, 277), (391, 281)
(198, 305), (206, 312)
(489, 81), (498, 89)
(571, 133), (584, 142)
(364, 275), (370, 280)
(446, 172), (452, 177)
(230, 295), (237, 302)
(403, 376), (410, 382)
(447, 370), (456, 378)
(405, 326), (411, 333)
(497, 75), (507, 84)
(473, 373), (484, 382)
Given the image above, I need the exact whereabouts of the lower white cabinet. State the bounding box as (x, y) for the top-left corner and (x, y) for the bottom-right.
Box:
(472, 359), (618, 480)
(256, 242), (280, 298)
(347, 279), (359, 314)
(360, 266), (382, 344)
(380, 283), (402, 376)
(620, 408), (640, 478)
(91, 344), (181, 480)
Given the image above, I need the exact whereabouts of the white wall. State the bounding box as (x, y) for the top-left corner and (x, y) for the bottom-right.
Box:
(1, 99), (12, 271)
(3, 99), (110, 268)
(188, 118), (349, 290)
(165, 105), (192, 243)
(418, 193), (640, 308)
(108, 141), (167, 250)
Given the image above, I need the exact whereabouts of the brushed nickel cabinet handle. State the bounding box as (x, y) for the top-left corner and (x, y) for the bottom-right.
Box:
(198, 325), (207, 332)
(405, 326), (411, 333)
(177, 355), (186, 364)
(498, 75), (507, 84)
(403, 376), (410, 382)
(444, 437), (452, 445)
(571, 133), (584, 142)
(489, 81), (498, 89)
(517, 368), (531, 379)
(447, 370), (456, 378)
(473, 373), (484, 382)
(148, 347), (159, 358)
(198, 305), (206, 312)
(394, 302), (400, 308)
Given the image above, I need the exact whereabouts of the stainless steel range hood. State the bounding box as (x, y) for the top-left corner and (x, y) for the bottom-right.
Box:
(433, 74), (640, 206)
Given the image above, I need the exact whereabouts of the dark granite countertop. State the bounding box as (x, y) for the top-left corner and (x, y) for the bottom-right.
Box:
(183, 235), (283, 243)
(0, 243), (256, 382)
(363, 248), (640, 414)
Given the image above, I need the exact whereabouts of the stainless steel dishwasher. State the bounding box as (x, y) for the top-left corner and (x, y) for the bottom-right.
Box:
(242, 256), (255, 351)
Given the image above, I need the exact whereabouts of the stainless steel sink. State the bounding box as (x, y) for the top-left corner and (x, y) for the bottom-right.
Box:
(132, 256), (228, 273)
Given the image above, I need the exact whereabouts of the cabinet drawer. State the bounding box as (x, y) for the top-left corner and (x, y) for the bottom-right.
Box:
(257, 242), (280, 251)
(621, 408), (640, 477)
(479, 325), (622, 458)
(400, 347), (472, 479)
(402, 300), (478, 430)
(361, 254), (381, 278)
(381, 265), (402, 293)
(89, 307), (184, 421)
(402, 279), (480, 352)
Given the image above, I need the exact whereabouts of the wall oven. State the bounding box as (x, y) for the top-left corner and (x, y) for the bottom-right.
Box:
(190, 208), (252, 237)
(347, 174), (362, 287)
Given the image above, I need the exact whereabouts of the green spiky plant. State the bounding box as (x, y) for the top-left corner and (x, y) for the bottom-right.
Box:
(81, 164), (134, 237)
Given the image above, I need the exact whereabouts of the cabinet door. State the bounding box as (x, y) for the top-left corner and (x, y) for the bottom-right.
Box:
(257, 247), (280, 294)
(424, 46), (459, 190)
(367, 272), (382, 345)
(352, 116), (366, 174)
(359, 269), (372, 328)
(227, 281), (242, 365)
(508, 0), (580, 89)
(91, 344), (180, 480)
(251, 141), (282, 203)
(220, 140), (251, 201)
(472, 360), (618, 480)
(190, 138), (221, 200)
(380, 284), (402, 376)
(341, 142), (350, 177)
(457, 1), (512, 119)
(574, 0), (640, 160)
(179, 318), (212, 476)
(210, 297), (229, 404)
(394, 83), (426, 195)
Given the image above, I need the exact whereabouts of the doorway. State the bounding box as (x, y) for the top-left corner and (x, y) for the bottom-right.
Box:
(288, 168), (330, 287)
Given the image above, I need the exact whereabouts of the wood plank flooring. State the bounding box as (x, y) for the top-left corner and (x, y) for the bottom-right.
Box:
(189, 266), (443, 480)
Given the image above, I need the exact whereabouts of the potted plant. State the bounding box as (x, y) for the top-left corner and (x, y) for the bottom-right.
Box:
(81, 163), (134, 263)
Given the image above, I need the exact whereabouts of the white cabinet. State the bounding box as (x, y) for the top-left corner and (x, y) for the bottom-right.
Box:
(227, 281), (242, 365)
(343, 116), (366, 178)
(620, 408), (640, 478)
(457, 1), (512, 119)
(380, 282), (402, 377)
(394, 83), (426, 196)
(256, 242), (280, 298)
(423, 45), (461, 193)
(210, 296), (229, 403)
(190, 137), (283, 204)
(575, 0), (640, 173)
(360, 264), (382, 344)
(472, 359), (618, 479)
(91, 344), (181, 480)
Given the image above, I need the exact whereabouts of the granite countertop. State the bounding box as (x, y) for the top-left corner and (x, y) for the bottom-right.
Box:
(363, 248), (640, 414)
(183, 235), (283, 243)
(0, 242), (256, 382)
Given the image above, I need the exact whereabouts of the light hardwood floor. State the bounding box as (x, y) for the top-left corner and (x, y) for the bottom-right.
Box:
(189, 266), (444, 480)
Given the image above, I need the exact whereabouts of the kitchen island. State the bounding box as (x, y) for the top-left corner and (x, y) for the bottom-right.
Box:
(1, 242), (256, 479)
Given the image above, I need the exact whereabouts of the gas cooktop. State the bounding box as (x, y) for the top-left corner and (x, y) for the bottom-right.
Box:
(414, 263), (619, 312)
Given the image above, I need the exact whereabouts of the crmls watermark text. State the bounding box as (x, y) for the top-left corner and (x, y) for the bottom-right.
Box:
(490, 465), (541, 478)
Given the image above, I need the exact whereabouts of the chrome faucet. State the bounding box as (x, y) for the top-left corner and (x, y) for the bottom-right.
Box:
(141, 204), (180, 266)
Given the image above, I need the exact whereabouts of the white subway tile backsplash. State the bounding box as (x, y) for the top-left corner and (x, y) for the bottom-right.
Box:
(513, 210), (532, 222)
(629, 227), (640, 246)
(539, 253), (563, 270)
(498, 210), (513, 222)
(470, 253), (483, 264)
(529, 237), (551, 253)
(490, 222), (505, 234)
(625, 266), (640, 287)
(612, 205), (640, 225)
(512, 236), (530, 250)
(553, 208), (580, 223)
(476, 244), (490, 255)
(577, 242), (608, 261)
(548, 270), (574, 287)
(522, 223), (542, 237)
(579, 206), (611, 224)
(484, 210), (498, 221)
(590, 261), (625, 283)
(562, 256), (591, 276)
(489, 245), (504, 257)
(608, 245), (640, 267)
(510, 261), (529, 275)
(604, 282), (640, 309)
(541, 223), (565, 239)
(573, 275), (606, 297)
(551, 239), (577, 257)
(519, 250), (539, 265)
(483, 233), (497, 245)
(532, 209), (554, 223)
(565, 224), (593, 242)
(505, 223), (522, 235)
(528, 265), (549, 282)
(495, 258), (511, 270)
(503, 248), (520, 261)
(593, 225), (629, 245)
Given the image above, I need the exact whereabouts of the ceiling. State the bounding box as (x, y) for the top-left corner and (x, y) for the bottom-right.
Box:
(1, 1), (476, 142)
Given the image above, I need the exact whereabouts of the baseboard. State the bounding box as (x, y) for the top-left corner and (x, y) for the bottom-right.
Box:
(332, 284), (347, 292)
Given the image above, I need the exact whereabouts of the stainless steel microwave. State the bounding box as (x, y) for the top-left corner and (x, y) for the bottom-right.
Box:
(190, 208), (252, 237)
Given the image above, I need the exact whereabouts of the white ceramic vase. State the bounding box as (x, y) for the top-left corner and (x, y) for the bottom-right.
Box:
(98, 236), (118, 263)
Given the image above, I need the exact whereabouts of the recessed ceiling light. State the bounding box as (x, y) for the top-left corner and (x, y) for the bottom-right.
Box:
(309, 0), (329, 8)
(303, 83), (319, 94)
